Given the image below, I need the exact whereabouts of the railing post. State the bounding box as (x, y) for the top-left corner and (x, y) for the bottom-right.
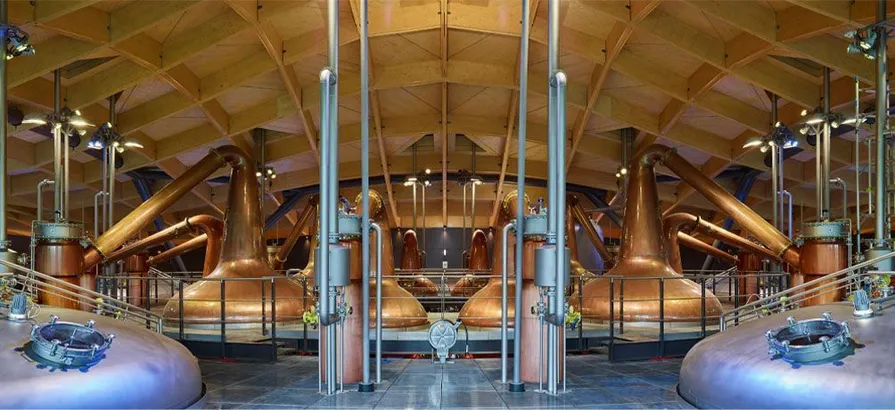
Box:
(701, 277), (707, 337)
(178, 280), (185, 340)
(619, 279), (624, 335)
(577, 275), (583, 352)
(220, 279), (226, 359)
(271, 278), (278, 361)
(608, 278), (615, 354)
(658, 278), (665, 358)
(261, 278), (267, 335)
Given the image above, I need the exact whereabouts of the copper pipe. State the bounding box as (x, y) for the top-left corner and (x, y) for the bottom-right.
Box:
(272, 196), (318, 270)
(648, 145), (800, 266)
(162, 146), (307, 324)
(574, 147), (723, 322)
(149, 235), (207, 269)
(85, 146), (248, 269)
(104, 215), (223, 265)
(568, 194), (613, 263)
(663, 212), (777, 273)
(675, 232), (737, 269)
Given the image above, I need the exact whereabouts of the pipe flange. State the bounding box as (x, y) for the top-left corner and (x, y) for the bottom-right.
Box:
(32, 221), (84, 241)
(800, 220), (849, 240)
(765, 312), (854, 365)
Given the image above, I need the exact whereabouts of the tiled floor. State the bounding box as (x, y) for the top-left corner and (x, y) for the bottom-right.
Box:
(201, 354), (693, 409)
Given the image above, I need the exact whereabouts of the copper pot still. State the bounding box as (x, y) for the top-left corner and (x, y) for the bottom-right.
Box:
(459, 190), (541, 328)
(162, 146), (307, 326)
(796, 221), (849, 307)
(736, 250), (763, 305)
(124, 252), (150, 307)
(399, 230), (438, 296)
(451, 229), (489, 297)
(32, 222), (88, 311)
(572, 146), (723, 322)
(354, 190), (429, 328)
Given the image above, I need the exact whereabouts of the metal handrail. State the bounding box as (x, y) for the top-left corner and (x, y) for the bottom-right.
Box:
(0, 259), (164, 331)
(720, 251), (895, 330)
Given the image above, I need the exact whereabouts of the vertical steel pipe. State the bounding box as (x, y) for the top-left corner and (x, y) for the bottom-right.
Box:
(359, 0), (373, 392)
(318, 68), (334, 394)
(511, 0), (530, 393)
(0, 0), (7, 251)
(38, 179), (55, 223)
(500, 221), (512, 384)
(372, 222), (383, 384)
(770, 94), (779, 232)
(875, 0), (888, 245)
(53, 70), (62, 222)
(823, 67), (832, 220)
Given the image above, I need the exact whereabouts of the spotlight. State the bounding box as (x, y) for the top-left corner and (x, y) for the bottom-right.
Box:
(21, 112), (46, 125)
(742, 136), (764, 148)
(424, 168), (431, 174)
(256, 171), (263, 177)
(3, 26), (34, 60)
(800, 109), (809, 117)
(424, 180), (431, 187)
(799, 126), (810, 135)
(760, 145), (769, 153)
(831, 120), (840, 129)
(407, 176), (418, 183)
(619, 167), (628, 175)
(403, 180), (414, 187)
(615, 172), (621, 178)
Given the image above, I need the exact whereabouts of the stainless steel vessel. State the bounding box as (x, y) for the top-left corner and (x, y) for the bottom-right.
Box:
(679, 302), (895, 409)
(0, 307), (206, 408)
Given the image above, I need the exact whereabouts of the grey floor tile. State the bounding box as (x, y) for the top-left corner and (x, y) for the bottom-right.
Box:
(442, 391), (508, 409)
(375, 391), (440, 409)
(564, 388), (634, 406)
(499, 391), (574, 409)
(611, 386), (680, 404)
(248, 389), (323, 407)
(205, 386), (273, 404)
(311, 391), (385, 408)
(203, 402), (240, 409)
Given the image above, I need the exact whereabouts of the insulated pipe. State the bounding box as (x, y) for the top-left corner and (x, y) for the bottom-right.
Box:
(53, 70), (62, 222)
(272, 196), (318, 270)
(644, 145), (800, 267)
(830, 178), (848, 221)
(823, 67), (832, 220)
(568, 195), (612, 262)
(372, 221), (383, 384)
(677, 233), (738, 266)
(875, 0), (888, 246)
(83, 145), (251, 269)
(104, 215), (223, 268)
(323, 0), (339, 395)
(499, 221), (512, 384)
(37, 179), (55, 223)
(0, 0), (7, 250)
(545, 0), (563, 395)
(782, 190), (793, 239)
(770, 95), (779, 232)
(511, 0), (530, 393)
(359, 0), (372, 392)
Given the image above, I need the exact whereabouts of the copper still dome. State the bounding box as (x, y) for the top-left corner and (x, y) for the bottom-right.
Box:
(572, 146), (723, 322)
(356, 190), (429, 328)
(451, 229), (489, 297)
(458, 190), (541, 327)
(162, 146), (307, 326)
(398, 230), (439, 296)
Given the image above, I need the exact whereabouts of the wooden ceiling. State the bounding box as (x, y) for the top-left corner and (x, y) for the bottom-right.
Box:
(1, 0), (885, 236)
